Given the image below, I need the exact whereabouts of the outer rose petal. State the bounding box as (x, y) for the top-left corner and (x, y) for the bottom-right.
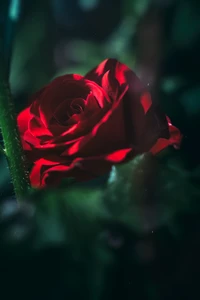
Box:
(167, 116), (182, 148)
(31, 151), (132, 188)
(30, 159), (61, 187)
(85, 58), (144, 101)
(17, 107), (31, 134)
(28, 117), (53, 137)
(105, 148), (133, 163)
(150, 117), (182, 154)
(30, 159), (92, 188)
(150, 138), (175, 155)
(85, 58), (132, 86)
(140, 92), (152, 114)
(17, 107), (34, 150)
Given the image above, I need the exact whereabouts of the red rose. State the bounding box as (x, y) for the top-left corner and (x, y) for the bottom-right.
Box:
(17, 58), (182, 188)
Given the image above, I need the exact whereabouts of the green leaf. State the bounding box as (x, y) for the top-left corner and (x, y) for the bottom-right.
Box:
(104, 150), (199, 233)
(28, 186), (106, 251)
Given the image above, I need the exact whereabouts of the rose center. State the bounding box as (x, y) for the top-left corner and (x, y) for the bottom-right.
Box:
(53, 98), (85, 126)
(67, 102), (84, 118)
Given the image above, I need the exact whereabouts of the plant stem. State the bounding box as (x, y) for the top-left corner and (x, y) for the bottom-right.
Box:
(0, 80), (30, 201)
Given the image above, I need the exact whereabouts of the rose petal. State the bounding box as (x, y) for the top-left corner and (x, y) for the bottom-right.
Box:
(105, 148), (133, 163)
(17, 107), (32, 134)
(94, 59), (108, 76)
(62, 85), (129, 157)
(30, 156), (111, 188)
(114, 60), (129, 86)
(30, 158), (63, 187)
(17, 107), (37, 150)
(85, 58), (144, 99)
(37, 74), (86, 127)
(140, 92), (152, 114)
(85, 80), (111, 108)
(150, 117), (182, 154)
(85, 59), (120, 93)
(85, 58), (127, 86)
(150, 138), (173, 155)
(28, 117), (53, 137)
(167, 116), (183, 148)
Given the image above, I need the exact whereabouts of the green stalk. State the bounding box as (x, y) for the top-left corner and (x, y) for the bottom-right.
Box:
(0, 80), (30, 201)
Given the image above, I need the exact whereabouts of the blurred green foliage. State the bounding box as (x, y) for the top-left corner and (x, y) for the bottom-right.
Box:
(0, 151), (200, 299)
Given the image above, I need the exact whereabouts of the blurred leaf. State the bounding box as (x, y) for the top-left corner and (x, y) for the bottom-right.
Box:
(172, 0), (200, 48)
(180, 87), (200, 117)
(29, 187), (106, 251)
(103, 150), (200, 234)
(124, 0), (149, 17)
(10, 10), (49, 94)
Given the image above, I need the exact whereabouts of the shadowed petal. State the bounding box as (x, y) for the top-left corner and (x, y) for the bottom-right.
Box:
(17, 107), (32, 134)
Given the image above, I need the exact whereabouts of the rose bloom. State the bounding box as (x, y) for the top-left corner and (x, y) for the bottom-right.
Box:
(17, 59), (182, 188)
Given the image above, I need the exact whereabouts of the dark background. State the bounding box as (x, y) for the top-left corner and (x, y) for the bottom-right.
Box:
(0, 0), (200, 299)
